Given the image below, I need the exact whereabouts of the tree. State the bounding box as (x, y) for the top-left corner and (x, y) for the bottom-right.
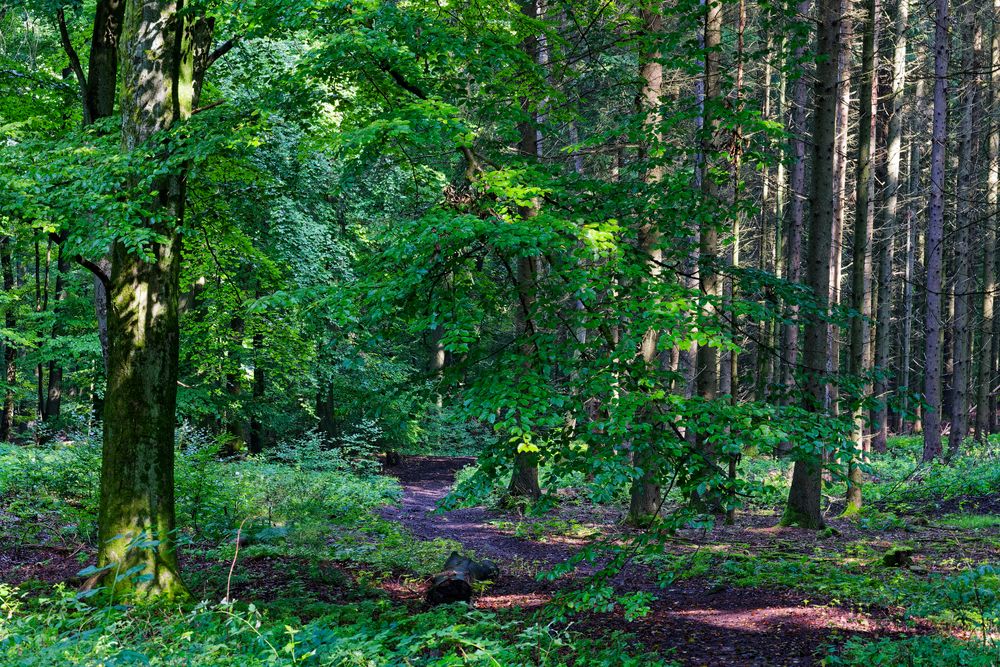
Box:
(976, 0), (1000, 443)
(846, 0), (879, 513)
(871, 0), (908, 453)
(783, 0), (843, 529)
(627, 1), (665, 525)
(96, 0), (216, 598)
(947, 1), (980, 457)
(922, 0), (950, 462)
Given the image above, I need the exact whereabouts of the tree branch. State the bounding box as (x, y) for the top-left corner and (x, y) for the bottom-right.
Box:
(48, 232), (110, 290)
(206, 35), (241, 70)
(56, 8), (90, 124)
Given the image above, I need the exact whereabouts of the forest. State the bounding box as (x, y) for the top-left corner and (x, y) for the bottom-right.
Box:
(2, 0), (1000, 663)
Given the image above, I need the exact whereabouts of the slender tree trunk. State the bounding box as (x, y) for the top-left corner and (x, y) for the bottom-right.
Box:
(44, 249), (70, 421)
(627, 3), (666, 525)
(872, 0), (908, 452)
(846, 0), (879, 513)
(780, 0), (811, 401)
(509, 0), (545, 501)
(948, 7), (981, 457)
(922, 0), (950, 461)
(783, 0), (841, 530)
(0, 235), (15, 441)
(901, 75), (925, 434)
(976, 0), (1000, 443)
(828, 0), (851, 418)
(693, 0), (723, 510)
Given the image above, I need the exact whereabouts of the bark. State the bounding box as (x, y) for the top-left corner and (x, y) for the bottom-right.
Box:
(508, 0), (544, 501)
(689, 0), (724, 514)
(248, 332), (264, 454)
(846, 0), (879, 513)
(97, 0), (213, 598)
(626, 4), (666, 526)
(901, 76), (925, 433)
(948, 7), (981, 457)
(780, 0), (810, 402)
(44, 249), (70, 421)
(976, 0), (1000, 443)
(922, 0), (950, 462)
(828, 0), (851, 416)
(871, 0), (908, 452)
(0, 235), (15, 441)
(783, 0), (842, 530)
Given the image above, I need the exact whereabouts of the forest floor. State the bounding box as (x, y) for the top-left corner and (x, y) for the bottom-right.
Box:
(4, 448), (997, 665)
(380, 456), (945, 666)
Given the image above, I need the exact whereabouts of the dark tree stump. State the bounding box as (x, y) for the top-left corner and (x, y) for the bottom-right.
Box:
(426, 551), (499, 605)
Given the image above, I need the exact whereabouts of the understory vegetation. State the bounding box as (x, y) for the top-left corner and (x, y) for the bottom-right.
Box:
(3, 431), (1000, 664)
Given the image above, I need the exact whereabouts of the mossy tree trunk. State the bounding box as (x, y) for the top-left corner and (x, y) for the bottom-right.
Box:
(96, 0), (213, 599)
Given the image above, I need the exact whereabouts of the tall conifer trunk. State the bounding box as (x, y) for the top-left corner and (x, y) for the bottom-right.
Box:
(976, 0), (1000, 443)
(846, 0), (879, 513)
(783, 0), (842, 529)
(871, 0), (908, 452)
(922, 0), (950, 462)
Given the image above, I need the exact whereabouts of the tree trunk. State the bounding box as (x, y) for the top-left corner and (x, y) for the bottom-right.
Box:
(846, 0), (879, 513)
(780, 0), (810, 404)
(508, 0), (545, 502)
(690, 0), (724, 513)
(976, 0), (1000, 443)
(248, 331), (265, 454)
(97, 0), (213, 598)
(922, 0), (950, 462)
(0, 235), (15, 441)
(871, 0), (908, 452)
(783, 0), (842, 530)
(948, 6), (981, 457)
(44, 249), (70, 421)
(626, 3), (666, 525)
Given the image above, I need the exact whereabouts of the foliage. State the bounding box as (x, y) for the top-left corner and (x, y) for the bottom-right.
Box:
(0, 587), (672, 666)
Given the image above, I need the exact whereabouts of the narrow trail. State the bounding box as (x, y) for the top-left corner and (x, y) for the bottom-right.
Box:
(380, 456), (576, 565)
(381, 456), (925, 667)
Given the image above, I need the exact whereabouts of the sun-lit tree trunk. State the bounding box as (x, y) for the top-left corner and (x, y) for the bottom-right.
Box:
(871, 0), (908, 452)
(900, 74), (925, 434)
(827, 0), (851, 418)
(922, 0), (950, 462)
(97, 0), (214, 598)
(948, 6), (981, 457)
(976, 0), (1000, 443)
(846, 0), (879, 513)
(783, 0), (842, 530)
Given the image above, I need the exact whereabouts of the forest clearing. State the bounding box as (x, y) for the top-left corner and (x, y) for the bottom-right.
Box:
(4, 0), (1000, 663)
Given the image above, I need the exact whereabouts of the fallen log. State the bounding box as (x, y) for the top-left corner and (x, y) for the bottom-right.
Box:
(426, 551), (499, 605)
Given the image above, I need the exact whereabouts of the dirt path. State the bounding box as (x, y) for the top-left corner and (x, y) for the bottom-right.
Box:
(382, 456), (923, 667)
